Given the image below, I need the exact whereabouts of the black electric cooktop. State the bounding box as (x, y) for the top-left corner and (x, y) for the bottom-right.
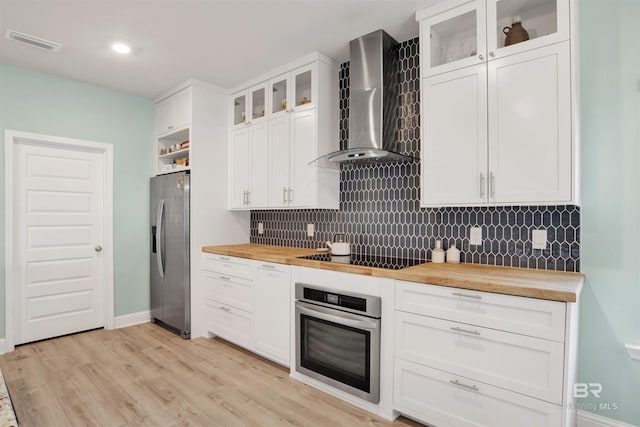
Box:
(297, 253), (423, 270)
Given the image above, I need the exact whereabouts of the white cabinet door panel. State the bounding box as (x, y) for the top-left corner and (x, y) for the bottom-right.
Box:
(488, 42), (572, 203)
(204, 272), (253, 312)
(394, 358), (563, 427)
(396, 280), (566, 342)
(254, 263), (291, 366)
(230, 128), (250, 209)
(290, 109), (317, 207)
(202, 254), (253, 279)
(268, 115), (291, 207)
(395, 311), (565, 403)
(206, 300), (253, 350)
(249, 122), (269, 208)
(422, 64), (488, 206)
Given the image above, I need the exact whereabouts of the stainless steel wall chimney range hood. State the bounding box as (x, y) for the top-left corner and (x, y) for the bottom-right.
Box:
(312, 29), (416, 166)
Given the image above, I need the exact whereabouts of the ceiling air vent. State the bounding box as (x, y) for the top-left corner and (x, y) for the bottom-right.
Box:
(5, 29), (62, 52)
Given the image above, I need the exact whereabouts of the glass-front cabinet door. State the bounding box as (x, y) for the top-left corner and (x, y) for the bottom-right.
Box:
(269, 73), (290, 118)
(249, 83), (268, 124)
(420, 0), (486, 77)
(231, 91), (247, 128)
(487, 0), (569, 59)
(291, 63), (316, 112)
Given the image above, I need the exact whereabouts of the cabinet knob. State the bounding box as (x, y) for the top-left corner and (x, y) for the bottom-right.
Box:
(478, 54), (484, 61)
(168, 125), (174, 130)
(489, 51), (495, 58)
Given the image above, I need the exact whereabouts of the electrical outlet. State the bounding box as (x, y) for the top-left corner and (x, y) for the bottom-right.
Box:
(532, 229), (547, 250)
(257, 222), (264, 235)
(469, 227), (482, 246)
(306, 223), (315, 237)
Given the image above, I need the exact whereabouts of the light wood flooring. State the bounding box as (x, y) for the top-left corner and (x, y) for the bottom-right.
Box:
(0, 323), (424, 426)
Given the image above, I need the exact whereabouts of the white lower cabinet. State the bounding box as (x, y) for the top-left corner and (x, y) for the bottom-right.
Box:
(254, 262), (291, 365)
(202, 253), (290, 366)
(394, 359), (563, 427)
(393, 279), (577, 427)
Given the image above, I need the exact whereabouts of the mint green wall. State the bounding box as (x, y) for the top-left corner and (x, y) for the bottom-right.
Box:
(0, 62), (154, 335)
(579, 0), (640, 424)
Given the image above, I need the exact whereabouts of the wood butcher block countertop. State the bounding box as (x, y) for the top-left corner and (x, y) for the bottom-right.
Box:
(202, 244), (584, 302)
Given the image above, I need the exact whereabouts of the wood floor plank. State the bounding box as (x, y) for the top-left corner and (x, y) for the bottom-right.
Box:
(0, 324), (423, 427)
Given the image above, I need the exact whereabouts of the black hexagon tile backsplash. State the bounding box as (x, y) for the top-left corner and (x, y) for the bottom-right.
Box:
(250, 37), (580, 272)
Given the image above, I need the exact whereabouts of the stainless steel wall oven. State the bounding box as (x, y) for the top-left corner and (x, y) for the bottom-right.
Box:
(295, 282), (381, 403)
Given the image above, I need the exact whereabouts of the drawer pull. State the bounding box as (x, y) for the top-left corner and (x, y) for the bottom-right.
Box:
(261, 264), (275, 269)
(451, 326), (481, 336)
(219, 276), (231, 281)
(452, 292), (482, 300)
(219, 256), (230, 261)
(449, 379), (479, 392)
(218, 306), (230, 312)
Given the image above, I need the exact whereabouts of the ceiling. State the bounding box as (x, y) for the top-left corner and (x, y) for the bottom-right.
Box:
(0, 0), (440, 99)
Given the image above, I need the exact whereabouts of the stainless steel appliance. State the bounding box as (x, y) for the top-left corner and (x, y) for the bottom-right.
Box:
(295, 283), (381, 403)
(311, 29), (416, 165)
(150, 172), (190, 339)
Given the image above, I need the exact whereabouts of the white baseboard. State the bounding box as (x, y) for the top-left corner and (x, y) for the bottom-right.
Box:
(0, 339), (6, 355)
(578, 410), (638, 427)
(114, 310), (150, 329)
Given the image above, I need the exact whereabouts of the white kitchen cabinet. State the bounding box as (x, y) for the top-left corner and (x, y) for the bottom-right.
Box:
(202, 253), (292, 367)
(393, 279), (580, 427)
(421, 63), (488, 205)
(418, 0), (574, 207)
(254, 262), (291, 366)
(230, 122), (269, 209)
(419, 0), (569, 77)
(155, 86), (192, 135)
(394, 359), (563, 427)
(229, 53), (339, 210)
(230, 83), (268, 130)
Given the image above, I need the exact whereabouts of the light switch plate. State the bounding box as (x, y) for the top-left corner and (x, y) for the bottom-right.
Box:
(469, 227), (482, 246)
(257, 223), (264, 235)
(532, 229), (547, 250)
(306, 223), (315, 237)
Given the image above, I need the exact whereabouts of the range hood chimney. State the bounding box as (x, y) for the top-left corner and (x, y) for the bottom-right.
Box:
(312, 29), (416, 166)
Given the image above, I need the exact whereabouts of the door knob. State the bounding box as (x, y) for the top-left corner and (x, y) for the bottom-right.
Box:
(95, 245), (103, 252)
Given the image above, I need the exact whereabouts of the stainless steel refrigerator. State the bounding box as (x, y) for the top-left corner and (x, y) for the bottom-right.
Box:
(150, 172), (190, 339)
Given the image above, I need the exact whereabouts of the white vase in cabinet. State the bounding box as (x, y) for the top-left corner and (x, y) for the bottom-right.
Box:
(155, 86), (192, 135)
(230, 123), (268, 209)
(418, 0), (570, 78)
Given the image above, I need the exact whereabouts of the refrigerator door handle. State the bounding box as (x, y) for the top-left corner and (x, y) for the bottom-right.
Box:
(156, 199), (165, 278)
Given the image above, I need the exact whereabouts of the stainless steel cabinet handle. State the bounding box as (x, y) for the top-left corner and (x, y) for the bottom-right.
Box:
(288, 187), (293, 203)
(489, 51), (495, 57)
(219, 256), (230, 261)
(452, 292), (482, 300)
(489, 172), (496, 198)
(478, 54), (484, 61)
(283, 187), (287, 203)
(218, 306), (230, 312)
(450, 379), (479, 391)
(479, 173), (485, 198)
(451, 326), (481, 335)
(219, 276), (231, 281)
(168, 125), (174, 130)
(246, 191), (250, 204)
(95, 245), (103, 252)
(261, 264), (275, 269)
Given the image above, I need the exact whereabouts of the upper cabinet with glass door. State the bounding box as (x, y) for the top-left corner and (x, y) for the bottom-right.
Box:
(419, 0), (569, 77)
(268, 63), (317, 117)
(231, 83), (269, 129)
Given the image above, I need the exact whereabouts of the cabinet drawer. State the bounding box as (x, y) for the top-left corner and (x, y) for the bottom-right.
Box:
(206, 299), (253, 350)
(395, 311), (564, 403)
(394, 358), (563, 427)
(396, 280), (566, 342)
(202, 253), (253, 279)
(204, 271), (253, 312)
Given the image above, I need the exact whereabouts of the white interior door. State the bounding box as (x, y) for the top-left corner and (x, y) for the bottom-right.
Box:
(12, 139), (107, 345)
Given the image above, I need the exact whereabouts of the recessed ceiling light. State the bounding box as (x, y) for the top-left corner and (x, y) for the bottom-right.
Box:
(112, 43), (131, 54)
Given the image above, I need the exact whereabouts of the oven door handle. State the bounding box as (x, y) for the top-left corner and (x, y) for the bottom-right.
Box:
(296, 302), (380, 331)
